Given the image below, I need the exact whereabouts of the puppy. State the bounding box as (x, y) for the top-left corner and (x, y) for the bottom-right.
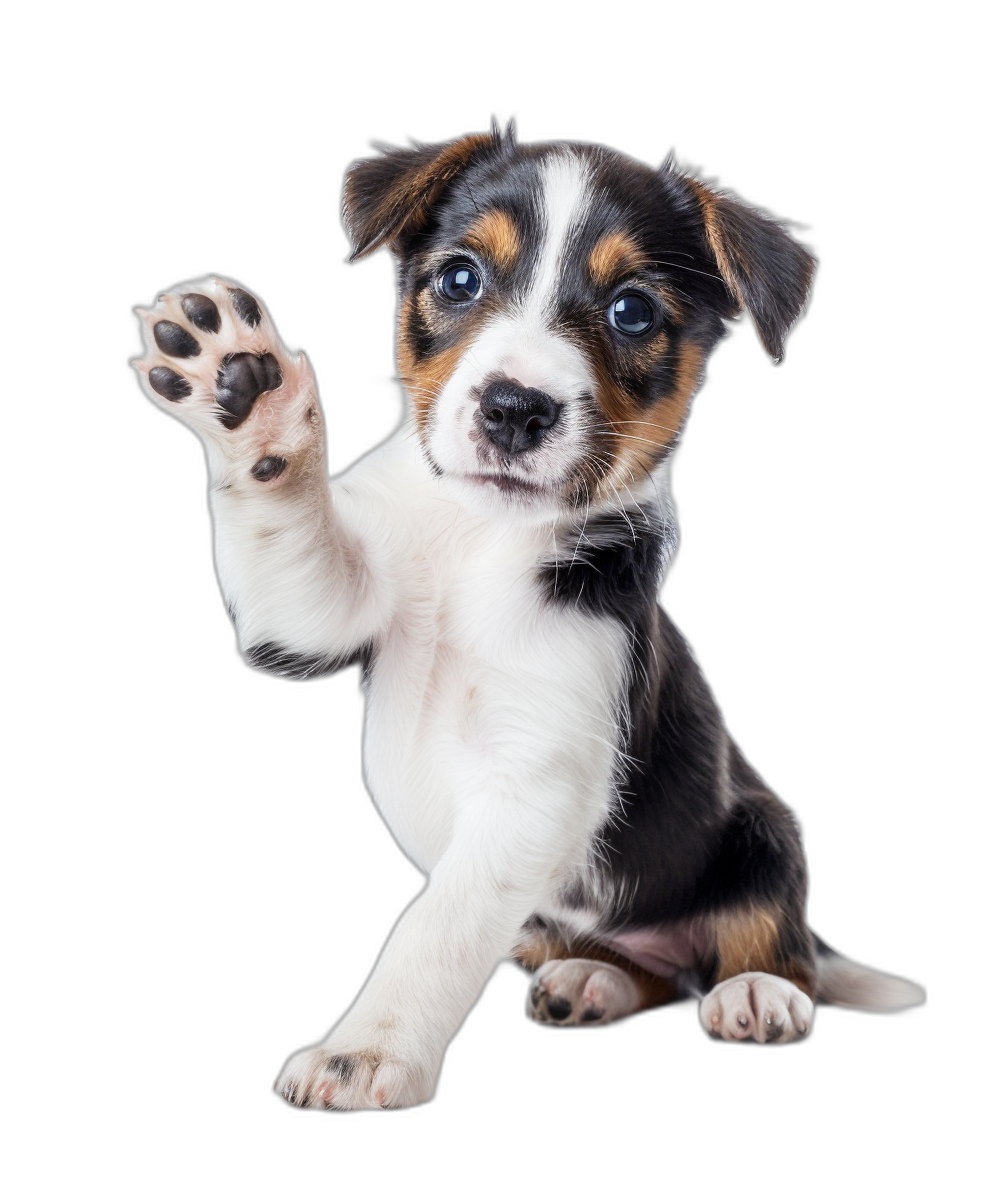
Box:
(133, 122), (923, 1110)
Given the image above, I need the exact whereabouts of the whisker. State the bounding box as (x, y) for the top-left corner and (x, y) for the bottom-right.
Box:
(595, 430), (664, 447)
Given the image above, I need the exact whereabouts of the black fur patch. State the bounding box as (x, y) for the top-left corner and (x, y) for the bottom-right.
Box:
(543, 505), (813, 990)
(325, 1055), (354, 1082)
(542, 509), (673, 627)
(244, 641), (371, 679)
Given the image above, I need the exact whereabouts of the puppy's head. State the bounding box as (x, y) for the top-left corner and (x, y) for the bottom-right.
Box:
(343, 123), (815, 515)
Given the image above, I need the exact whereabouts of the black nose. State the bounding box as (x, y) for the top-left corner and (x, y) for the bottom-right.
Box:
(479, 381), (559, 456)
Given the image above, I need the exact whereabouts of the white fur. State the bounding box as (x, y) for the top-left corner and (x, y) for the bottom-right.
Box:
(529, 153), (590, 306)
(814, 953), (926, 1010)
(426, 312), (596, 503)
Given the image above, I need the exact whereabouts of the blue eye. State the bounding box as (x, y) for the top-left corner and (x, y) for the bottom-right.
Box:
(608, 291), (655, 336)
(438, 263), (482, 303)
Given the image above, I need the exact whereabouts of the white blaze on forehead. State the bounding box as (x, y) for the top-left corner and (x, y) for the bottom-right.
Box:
(526, 151), (591, 316)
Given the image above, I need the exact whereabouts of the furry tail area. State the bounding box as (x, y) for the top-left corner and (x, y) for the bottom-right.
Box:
(813, 935), (925, 1011)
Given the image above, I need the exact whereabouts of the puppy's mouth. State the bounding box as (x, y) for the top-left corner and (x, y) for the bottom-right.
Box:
(457, 466), (559, 504)
(463, 471), (554, 497)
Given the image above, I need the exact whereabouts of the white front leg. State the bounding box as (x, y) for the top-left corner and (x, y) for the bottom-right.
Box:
(275, 777), (605, 1110)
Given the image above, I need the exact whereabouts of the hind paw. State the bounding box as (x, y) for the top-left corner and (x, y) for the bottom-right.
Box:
(527, 958), (643, 1025)
(700, 972), (813, 1043)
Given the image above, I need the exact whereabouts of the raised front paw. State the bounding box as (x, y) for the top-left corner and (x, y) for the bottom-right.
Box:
(527, 958), (644, 1026)
(700, 972), (813, 1043)
(133, 278), (322, 482)
(275, 1043), (435, 1112)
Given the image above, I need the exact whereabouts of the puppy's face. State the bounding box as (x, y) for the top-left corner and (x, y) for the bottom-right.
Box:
(344, 128), (814, 516)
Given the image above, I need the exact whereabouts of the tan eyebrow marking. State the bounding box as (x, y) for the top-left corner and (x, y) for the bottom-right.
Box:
(462, 208), (522, 272)
(587, 231), (645, 287)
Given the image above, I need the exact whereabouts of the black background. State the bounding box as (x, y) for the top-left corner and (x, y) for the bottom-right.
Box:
(82, 60), (933, 1150)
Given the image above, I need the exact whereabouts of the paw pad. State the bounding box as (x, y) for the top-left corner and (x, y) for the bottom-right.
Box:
(153, 320), (200, 358)
(137, 281), (291, 430)
(229, 286), (262, 328)
(180, 292), (221, 333)
(148, 366), (191, 402)
(136, 279), (320, 466)
(251, 455), (288, 481)
(216, 351), (283, 428)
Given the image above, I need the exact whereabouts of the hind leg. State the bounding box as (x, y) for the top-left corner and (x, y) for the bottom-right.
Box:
(697, 902), (815, 1043)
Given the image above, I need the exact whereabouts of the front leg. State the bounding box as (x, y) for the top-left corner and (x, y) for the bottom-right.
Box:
(274, 822), (549, 1110)
(275, 788), (600, 1110)
(134, 279), (392, 671)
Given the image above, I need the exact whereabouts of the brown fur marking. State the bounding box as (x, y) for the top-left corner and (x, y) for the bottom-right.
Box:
(684, 178), (743, 309)
(682, 172), (762, 314)
(463, 209), (521, 272)
(708, 903), (814, 996)
(587, 231), (644, 288)
(397, 290), (480, 439)
(605, 338), (705, 483)
(348, 134), (495, 259)
(390, 134), (492, 244)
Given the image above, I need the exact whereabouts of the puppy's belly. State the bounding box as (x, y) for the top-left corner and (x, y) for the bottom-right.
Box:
(601, 923), (706, 978)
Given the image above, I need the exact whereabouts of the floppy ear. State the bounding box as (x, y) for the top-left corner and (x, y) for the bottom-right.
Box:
(685, 177), (816, 362)
(342, 124), (513, 261)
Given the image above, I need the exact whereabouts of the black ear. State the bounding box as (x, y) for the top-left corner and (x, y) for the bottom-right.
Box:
(342, 122), (515, 261)
(686, 176), (816, 362)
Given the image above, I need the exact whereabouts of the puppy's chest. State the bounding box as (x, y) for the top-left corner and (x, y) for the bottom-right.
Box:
(360, 524), (625, 870)
(385, 554), (541, 724)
